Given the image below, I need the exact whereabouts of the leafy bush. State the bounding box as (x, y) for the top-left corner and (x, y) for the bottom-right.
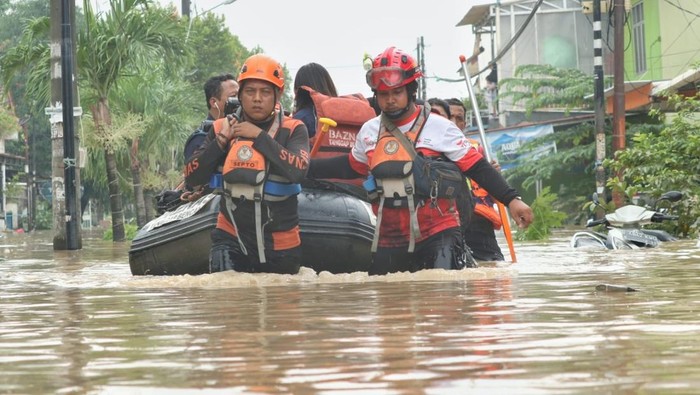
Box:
(516, 187), (567, 240)
(606, 94), (700, 238)
(34, 200), (52, 230)
(103, 223), (138, 241)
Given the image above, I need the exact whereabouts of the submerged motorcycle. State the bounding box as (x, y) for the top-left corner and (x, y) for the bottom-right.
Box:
(570, 191), (682, 250)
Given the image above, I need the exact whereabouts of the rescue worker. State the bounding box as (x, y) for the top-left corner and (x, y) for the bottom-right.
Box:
(463, 138), (505, 261)
(184, 74), (239, 161)
(307, 46), (533, 275)
(184, 54), (310, 274)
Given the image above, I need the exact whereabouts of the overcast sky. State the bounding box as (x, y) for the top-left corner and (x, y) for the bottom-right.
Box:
(94, 0), (494, 100)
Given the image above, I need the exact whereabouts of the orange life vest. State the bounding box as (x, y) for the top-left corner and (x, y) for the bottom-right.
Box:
(303, 86), (376, 189)
(368, 107), (432, 253)
(304, 86), (376, 159)
(466, 138), (502, 230)
(212, 112), (304, 262)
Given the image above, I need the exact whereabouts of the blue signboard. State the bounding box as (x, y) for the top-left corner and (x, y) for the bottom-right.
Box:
(467, 124), (556, 172)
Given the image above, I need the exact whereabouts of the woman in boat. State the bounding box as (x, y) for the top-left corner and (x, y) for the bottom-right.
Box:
(292, 62), (338, 139)
(307, 46), (533, 275)
(184, 54), (310, 274)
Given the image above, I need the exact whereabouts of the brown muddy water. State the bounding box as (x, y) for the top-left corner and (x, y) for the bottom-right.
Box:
(1, 229), (700, 394)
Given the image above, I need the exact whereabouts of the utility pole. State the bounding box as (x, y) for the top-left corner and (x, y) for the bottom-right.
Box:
(182, 0), (190, 18)
(61, 0), (79, 248)
(416, 36), (426, 101)
(612, 0), (626, 207)
(47, 0), (82, 250)
(593, 0), (606, 204)
(20, 117), (33, 231)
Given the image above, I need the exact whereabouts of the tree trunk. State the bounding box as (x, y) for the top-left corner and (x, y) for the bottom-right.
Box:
(130, 138), (147, 228)
(105, 149), (125, 241)
(144, 189), (155, 222)
(91, 98), (125, 242)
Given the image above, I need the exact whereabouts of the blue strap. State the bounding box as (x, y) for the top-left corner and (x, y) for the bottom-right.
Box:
(209, 173), (223, 189)
(264, 180), (301, 196)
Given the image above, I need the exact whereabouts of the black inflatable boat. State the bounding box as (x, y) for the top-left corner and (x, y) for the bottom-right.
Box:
(128, 186), (375, 275)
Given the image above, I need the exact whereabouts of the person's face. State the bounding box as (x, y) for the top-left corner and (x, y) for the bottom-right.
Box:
(376, 86), (410, 116)
(210, 80), (239, 119)
(449, 104), (466, 131)
(239, 80), (277, 122)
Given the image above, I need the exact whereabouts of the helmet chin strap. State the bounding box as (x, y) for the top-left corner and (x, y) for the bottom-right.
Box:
(383, 100), (415, 120)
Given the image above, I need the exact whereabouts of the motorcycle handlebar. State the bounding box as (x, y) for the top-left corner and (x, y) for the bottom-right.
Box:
(651, 213), (679, 222)
(586, 218), (608, 227)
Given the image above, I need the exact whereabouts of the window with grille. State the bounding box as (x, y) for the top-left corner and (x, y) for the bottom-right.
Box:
(631, 3), (646, 74)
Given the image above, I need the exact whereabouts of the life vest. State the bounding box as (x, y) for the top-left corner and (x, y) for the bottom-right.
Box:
(304, 86), (376, 158)
(303, 86), (376, 189)
(465, 138), (502, 230)
(214, 111), (303, 263)
(368, 105), (432, 253)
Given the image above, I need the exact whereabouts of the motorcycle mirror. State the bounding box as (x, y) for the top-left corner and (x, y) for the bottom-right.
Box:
(659, 190), (682, 203)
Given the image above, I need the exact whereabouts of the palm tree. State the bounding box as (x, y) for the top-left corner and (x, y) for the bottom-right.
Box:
(78, 0), (189, 240)
(109, 68), (199, 226)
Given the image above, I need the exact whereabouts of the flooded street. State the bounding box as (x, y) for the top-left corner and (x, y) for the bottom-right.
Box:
(2, 229), (700, 394)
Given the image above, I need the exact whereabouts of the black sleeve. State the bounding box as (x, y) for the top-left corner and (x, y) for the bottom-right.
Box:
(307, 154), (362, 179)
(184, 133), (206, 162)
(465, 157), (519, 205)
(184, 128), (227, 188)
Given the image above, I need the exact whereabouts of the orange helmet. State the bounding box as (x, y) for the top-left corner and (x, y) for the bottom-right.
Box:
(366, 47), (422, 91)
(238, 54), (284, 90)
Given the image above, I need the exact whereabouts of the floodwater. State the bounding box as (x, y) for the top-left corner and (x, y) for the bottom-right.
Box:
(2, 229), (700, 395)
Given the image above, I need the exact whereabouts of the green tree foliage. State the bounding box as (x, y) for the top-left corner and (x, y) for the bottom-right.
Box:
(606, 94), (700, 238)
(499, 64), (595, 118)
(0, 103), (18, 137)
(0, 0), (261, 233)
(516, 186), (567, 241)
(185, 12), (249, 83)
(0, 0), (52, 180)
(504, 122), (599, 222)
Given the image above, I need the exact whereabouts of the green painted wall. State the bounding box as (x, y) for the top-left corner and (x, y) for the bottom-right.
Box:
(658, 1), (700, 79)
(625, 0), (700, 81)
(624, 0), (661, 80)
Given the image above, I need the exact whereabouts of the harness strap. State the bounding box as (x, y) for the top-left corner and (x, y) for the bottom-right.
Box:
(263, 179), (302, 197)
(224, 196), (248, 256)
(371, 194), (385, 253)
(254, 193), (266, 263)
(404, 177), (419, 253)
(372, 176), (420, 253)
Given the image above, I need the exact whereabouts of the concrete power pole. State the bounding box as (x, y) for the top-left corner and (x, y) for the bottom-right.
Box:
(593, 0), (606, 204)
(612, 0), (626, 207)
(182, 0), (190, 18)
(47, 0), (82, 250)
(416, 36), (426, 101)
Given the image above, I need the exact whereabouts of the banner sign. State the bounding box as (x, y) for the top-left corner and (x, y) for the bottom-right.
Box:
(467, 124), (556, 172)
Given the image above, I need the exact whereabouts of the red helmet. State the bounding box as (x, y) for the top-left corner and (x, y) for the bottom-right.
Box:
(366, 47), (422, 91)
(238, 54), (285, 90)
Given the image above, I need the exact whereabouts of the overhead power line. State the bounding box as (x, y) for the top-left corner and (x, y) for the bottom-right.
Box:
(434, 0), (545, 82)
